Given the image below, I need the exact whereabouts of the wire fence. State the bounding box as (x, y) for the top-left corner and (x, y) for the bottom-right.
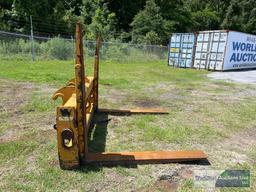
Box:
(0, 30), (168, 62)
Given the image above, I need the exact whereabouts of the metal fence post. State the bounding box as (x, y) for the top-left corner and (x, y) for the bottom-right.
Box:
(30, 16), (35, 61)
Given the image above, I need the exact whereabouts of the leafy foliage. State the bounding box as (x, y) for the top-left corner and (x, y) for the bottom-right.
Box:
(88, 3), (117, 40)
(0, 0), (256, 44)
(222, 0), (256, 34)
(131, 0), (166, 44)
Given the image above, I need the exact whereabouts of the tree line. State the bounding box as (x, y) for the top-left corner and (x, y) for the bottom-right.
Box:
(1, 0), (256, 45)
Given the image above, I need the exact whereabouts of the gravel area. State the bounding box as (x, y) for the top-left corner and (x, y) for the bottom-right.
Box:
(208, 70), (256, 84)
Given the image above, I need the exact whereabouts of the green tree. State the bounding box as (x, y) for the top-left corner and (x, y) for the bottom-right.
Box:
(131, 0), (172, 44)
(80, 0), (98, 25)
(245, 7), (256, 34)
(141, 31), (161, 44)
(0, 0), (13, 30)
(88, 3), (117, 40)
(6, 0), (256, 43)
(106, 0), (146, 32)
(184, 0), (220, 31)
(0, 0), (79, 36)
(155, 0), (192, 32)
(221, 0), (243, 30)
(222, 0), (256, 34)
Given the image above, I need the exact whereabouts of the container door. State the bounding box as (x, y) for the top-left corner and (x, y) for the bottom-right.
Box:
(194, 32), (211, 69)
(168, 33), (195, 68)
(207, 32), (227, 70)
(168, 34), (181, 67)
(179, 34), (195, 68)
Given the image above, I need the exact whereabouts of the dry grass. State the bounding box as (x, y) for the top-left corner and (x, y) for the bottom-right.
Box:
(0, 59), (255, 191)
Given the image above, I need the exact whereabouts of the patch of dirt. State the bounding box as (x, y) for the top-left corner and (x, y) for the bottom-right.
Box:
(0, 136), (21, 143)
(190, 88), (256, 104)
(36, 84), (57, 93)
(102, 83), (112, 87)
(0, 134), (21, 143)
(0, 164), (16, 178)
(143, 82), (182, 102)
(86, 171), (136, 192)
(0, 127), (55, 144)
(133, 98), (162, 108)
(143, 128), (256, 191)
(100, 88), (128, 104)
(144, 166), (194, 192)
(221, 127), (256, 148)
(0, 79), (35, 113)
(149, 180), (179, 192)
(207, 127), (256, 166)
(0, 79), (55, 143)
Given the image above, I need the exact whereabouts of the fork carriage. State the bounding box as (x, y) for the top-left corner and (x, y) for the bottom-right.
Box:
(52, 23), (207, 169)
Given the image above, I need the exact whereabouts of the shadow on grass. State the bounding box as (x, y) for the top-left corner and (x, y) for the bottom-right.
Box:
(88, 111), (142, 152)
(75, 112), (138, 172)
(76, 111), (210, 172)
(88, 112), (109, 153)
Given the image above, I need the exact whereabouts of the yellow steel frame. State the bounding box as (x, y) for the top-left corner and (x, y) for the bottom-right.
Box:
(52, 23), (207, 169)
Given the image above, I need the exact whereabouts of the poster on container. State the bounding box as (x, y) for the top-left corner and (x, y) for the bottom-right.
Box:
(224, 32), (256, 70)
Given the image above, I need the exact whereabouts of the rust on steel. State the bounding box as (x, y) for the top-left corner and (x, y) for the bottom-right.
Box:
(52, 23), (208, 169)
(75, 23), (87, 158)
(93, 36), (100, 111)
(98, 108), (168, 114)
(87, 150), (207, 164)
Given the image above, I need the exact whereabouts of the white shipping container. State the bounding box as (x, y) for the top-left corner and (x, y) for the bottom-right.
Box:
(193, 30), (256, 71)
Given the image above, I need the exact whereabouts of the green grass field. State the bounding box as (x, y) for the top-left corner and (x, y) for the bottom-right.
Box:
(0, 59), (255, 191)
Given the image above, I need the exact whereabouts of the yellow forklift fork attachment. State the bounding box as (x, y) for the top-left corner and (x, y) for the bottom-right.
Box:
(52, 23), (207, 169)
